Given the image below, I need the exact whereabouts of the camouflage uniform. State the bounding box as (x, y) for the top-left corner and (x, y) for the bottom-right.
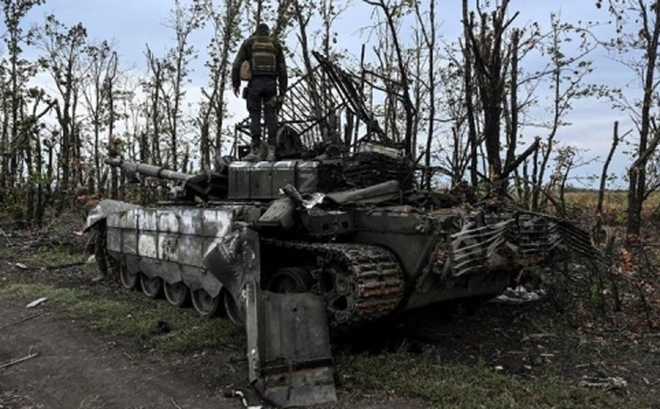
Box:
(76, 188), (105, 282)
(232, 23), (288, 161)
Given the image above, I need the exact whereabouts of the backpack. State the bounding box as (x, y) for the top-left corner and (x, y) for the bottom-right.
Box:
(250, 35), (277, 76)
(239, 60), (252, 81)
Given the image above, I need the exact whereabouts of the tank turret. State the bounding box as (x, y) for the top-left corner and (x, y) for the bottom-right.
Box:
(88, 52), (600, 408)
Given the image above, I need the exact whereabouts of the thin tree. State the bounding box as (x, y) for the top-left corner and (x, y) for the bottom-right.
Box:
(597, 0), (660, 237)
(363, 0), (416, 158)
(0, 0), (44, 197)
(198, 0), (243, 166)
(33, 15), (89, 208)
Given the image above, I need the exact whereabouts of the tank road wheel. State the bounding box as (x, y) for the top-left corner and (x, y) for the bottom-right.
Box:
(266, 267), (314, 293)
(223, 289), (245, 325)
(192, 289), (220, 318)
(120, 265), (140, 291)
(164, 281), (190, 307)
(140, 274), (163, 299)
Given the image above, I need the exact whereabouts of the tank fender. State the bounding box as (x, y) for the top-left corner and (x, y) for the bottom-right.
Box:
(204, 224), (337, 407)
(202, 222), (261, 317)
(83, 199), (141, 232)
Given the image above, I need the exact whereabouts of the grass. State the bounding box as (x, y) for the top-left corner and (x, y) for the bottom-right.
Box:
(336, 349), (654, 409)
(21, 248), (87, 265)
(0, 275), (243, 354)
(562, 190), (660, 221)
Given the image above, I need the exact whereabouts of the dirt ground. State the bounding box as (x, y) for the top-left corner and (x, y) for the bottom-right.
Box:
(0, 260), (430, 409)
(2, 237), (660, 408)
(0, 299), (237, 409)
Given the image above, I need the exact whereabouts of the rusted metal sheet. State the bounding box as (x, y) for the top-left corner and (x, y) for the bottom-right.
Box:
(249, 289), (337, 408)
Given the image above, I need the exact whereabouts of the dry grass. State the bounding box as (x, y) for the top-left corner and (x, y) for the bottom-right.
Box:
(561, 190), (660, 227)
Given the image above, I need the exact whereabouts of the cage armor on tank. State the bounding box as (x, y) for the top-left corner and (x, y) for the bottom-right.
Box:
(88, 51), (600, 408)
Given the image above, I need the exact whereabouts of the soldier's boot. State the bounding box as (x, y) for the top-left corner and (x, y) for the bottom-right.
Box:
(242, 146), (263, 162)
(265, 145), (277, 162)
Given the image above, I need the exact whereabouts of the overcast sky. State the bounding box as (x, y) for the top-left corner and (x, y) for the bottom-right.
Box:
(7, 0), (642, 187)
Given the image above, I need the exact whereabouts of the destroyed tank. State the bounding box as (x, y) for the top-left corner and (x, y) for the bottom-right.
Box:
(85, 52), (596, 407)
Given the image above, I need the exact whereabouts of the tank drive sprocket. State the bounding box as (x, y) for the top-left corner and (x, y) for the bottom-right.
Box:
(262, 238), (406, 326)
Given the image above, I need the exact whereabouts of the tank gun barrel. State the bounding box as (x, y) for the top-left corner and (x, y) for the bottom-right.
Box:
(105, 157), (194, 182)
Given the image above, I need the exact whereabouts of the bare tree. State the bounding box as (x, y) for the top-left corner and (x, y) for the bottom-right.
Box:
(0, 0), (44, 200)
(363, 0), (416, 158)
(80, 40), (119, 194)
(198, 0), (244, 166)
(162, 0), (206, 171)
(527, 15), (600, 210)
(463, 0), (519, 192)
(413, 0), (438, 188)
(598, 0), (660, 237)
(33, 15), (89, 208)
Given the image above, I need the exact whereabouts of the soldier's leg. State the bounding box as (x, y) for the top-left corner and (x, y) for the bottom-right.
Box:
(248, 81), (263, 145)
(92, 225), (107, 282)
(262, 78), (278, 161)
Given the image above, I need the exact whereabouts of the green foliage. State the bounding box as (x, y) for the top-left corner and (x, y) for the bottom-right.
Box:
(588, 282), (607, 309)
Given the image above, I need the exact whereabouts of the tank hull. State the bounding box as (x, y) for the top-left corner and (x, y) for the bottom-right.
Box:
(106, 205), (238, 298)
(100, 200), (573, 319)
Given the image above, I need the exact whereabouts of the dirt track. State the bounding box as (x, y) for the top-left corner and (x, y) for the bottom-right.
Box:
(0, 291), (429, 409)
(0, 298), (238, 409)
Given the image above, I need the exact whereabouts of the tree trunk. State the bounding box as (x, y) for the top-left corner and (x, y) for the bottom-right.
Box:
(627, 4), (660, 236)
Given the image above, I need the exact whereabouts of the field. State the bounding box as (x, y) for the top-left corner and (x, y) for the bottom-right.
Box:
(1, 191), (660, 408)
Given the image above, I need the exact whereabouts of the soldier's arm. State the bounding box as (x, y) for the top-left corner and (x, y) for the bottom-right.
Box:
(277, 44), (288, 96)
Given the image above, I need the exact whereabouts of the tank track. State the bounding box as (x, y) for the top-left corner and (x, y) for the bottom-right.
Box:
(262, 238), (406, 326)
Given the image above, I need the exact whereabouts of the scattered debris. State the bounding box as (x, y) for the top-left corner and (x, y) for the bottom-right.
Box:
(490, 286), (546, 305)
(8, 262), (28, 270)
(223, 389), (262, 409)
(0, 351), (39, 370)
(25, 298), (48, 309)
(170, 397), (183, 409)
(521, 333), (554, 342)
(94, 341), (117, 352)
(9, 261), (86, 271)
(0, 314), (43, 330)
(578, 376), (627, 391)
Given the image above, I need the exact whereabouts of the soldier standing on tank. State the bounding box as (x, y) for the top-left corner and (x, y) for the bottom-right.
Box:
(232, 23), (288, 162)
